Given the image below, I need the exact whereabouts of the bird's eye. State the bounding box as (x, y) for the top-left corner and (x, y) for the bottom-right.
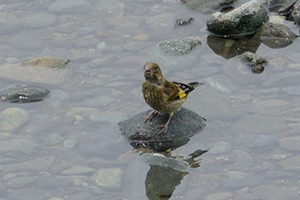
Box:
(153, 67), (157, 70)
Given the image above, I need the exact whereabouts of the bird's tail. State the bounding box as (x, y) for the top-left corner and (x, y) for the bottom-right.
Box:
(188, 82), (205, 88)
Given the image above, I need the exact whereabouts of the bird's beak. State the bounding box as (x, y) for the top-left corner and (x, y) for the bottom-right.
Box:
(144, 66), (152, 75)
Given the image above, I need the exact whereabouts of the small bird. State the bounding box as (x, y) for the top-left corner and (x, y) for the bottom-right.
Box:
(142, 62), (203, 134)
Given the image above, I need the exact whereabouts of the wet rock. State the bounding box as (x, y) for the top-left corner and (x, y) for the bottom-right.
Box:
(207, 0), (269, 36)
(22, 13), (56, 28)
(207, 34), (261, 59)
(159, 38), (202, 56)
(95, 168), (124, 190)
(0, 13), (21, 34)
(97, 0), (124, 18)
(174, 18), (194, 27)
(6, 176), (38, 188)
(291, 0), (300, 24)
(22, 57), (71, 68)
(0, 84), (50, 103)
(0, 139), (37, 157)
(45, 133), (63, 146)
(259, 21), (298, 48)
(62, 165), (95, 176)
(49, 0), (92, 14)
(209, 141), (232, 155)
(119, 108), (206, 152)
(108, 17), (142, 35)
(3, 156), (55, 173)
(0, 57), (71, 84)
(0, 108), (29, 132)
(181, 0), (237, 13)
(8, 31), (43, 50)
(251, 184), (298, 200)
(238, 52), (268, 74)
(236, 135), (278, 149)
(279, 136), (300, 151)
(36, 176), (71, 189)
(278, 155), (300, 171)
(264, 0), (296, 12)
(230, 114), (287, 135)
(205, 192), (233, 200)
(63, 139), (77, 149)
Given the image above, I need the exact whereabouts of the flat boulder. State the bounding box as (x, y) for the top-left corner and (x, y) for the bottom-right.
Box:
(119, 108), (206, 152)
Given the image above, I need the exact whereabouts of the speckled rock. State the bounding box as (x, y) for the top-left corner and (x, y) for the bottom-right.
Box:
(95, 168), (124, 190)
(207, 0), (269, 36)
(119, 108), (206, 152)
(0, 108), (29, 132)
(159, 38), (202, 56)
(49, 0), (92, 14)
(22, 12), (56, 28)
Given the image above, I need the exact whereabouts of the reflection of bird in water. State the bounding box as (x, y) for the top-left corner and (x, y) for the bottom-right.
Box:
(142, 62), (203, 134)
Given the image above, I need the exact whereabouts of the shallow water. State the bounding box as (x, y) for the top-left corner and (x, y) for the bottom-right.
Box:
(0, 0), (300, 199)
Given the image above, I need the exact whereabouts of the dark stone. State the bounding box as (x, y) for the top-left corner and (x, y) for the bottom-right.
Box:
(0, 84), (50, 103)
(181, 0), (237, 13)
(174, 18), (194, 27)
(238, 52), (268, 74)
(119, 108), (206, 152)
(207, 0), (269, 37)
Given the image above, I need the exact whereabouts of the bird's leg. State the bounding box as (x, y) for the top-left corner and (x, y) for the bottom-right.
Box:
(144, 110), (158, 122)
(158, 113), (174, 134)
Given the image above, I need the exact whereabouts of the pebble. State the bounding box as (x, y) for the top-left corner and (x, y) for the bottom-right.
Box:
(0, 139), (37, 157)
(62, 165), (95, 175)
(278, 155), (300, 171)
(49, 0), (92, 14)
(8, 31), (43, 50)
(146, 13), (175, 30)
(97, 0), (124, 18)
(45, 133), (63, 146)
(0, 108), (29, 133)
(63, 139), (77, 149)
(278, 136), (300, 151)
(6, 176), (38, 188)
(229, 150), (253, 171)
(95, 168), (124, 190)
(36, 176), (71, 189)
(133, 34), (149, 41)
(205, 192), (233, 200)
(209, 141), (232, 155)
(22, 12), (56, 28)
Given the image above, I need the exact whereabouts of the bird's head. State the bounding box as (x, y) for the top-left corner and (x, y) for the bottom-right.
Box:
(143, 62), (164, 84)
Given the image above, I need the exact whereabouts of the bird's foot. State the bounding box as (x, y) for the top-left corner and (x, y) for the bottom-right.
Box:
(144, 110), (158, 122)
(158, 124), (168, 134)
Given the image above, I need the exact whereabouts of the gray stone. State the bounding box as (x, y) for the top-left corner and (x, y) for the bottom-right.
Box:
(36, 176), (71, 189)
(229, 150), (253, 171)
(8, 31), (43, 50)
(279, 136), (300, 151)
(49, 0), (92, 14)
(88, 55), (116, 68)
(181, 0), (237, 13)
(0, 84), (50, 103)
(251, 184), (298, 200)
(0, 108), (29, 132)
(97, 0), (124, 18)
(0, 57), (71, 85)
(22, 13), (56, 28)
(209, 141), (232, 155)
(3, 156), (55, 173)
(207, 0), (269, 36)
(63, 139), (77, 149)
(6, 176), (38, 188)
(62, 165), (95, 175)
(230, 114), (287, 135)
(0, 138), (37, 157)
(119, 108), (206, 151)
(45, 133), (63, 145)
(95, 168), (124, 190)
(159, 38), (202, 56)
(278, 155), (300, 171)
(0, 13), (21, 34)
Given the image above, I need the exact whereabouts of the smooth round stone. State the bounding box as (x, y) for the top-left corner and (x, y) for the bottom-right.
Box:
(209, 141), (232, 155)
(8, 31), (43, 50)
(0, 13), (21, 34)
(95, 168), (124, 190)
(0, 108), (29, 133)
(22, 13), (56, 28)
(63, 139), (77, 149)
(49, 0), (92, 14)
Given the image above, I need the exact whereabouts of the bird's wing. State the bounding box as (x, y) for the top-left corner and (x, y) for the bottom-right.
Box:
(161, 80), (187, 101)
